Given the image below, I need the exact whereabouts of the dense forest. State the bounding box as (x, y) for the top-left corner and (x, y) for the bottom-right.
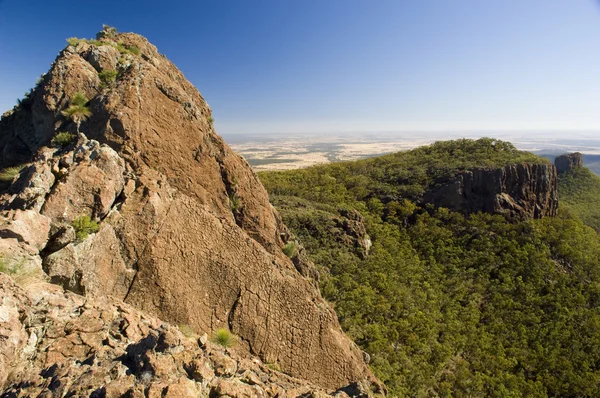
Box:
(259, 138), (600, 397)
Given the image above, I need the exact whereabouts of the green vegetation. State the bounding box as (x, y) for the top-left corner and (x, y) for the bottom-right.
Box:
(52, 132), (76, 148)
(260, 138), (600, 397)
(282, 241), (299, 259)
(115, 42), (140, 56)
(210, 328), (236, 348)
(61, 92), (92, 133)
(98, 69), (118, 88)
(558, 166), (600, 231)
(0, 165), (25, 183)
(229, 193), (241, 212)
(72, 215), (99, 241)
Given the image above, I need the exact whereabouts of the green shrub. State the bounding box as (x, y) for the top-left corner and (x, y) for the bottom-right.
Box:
(72, 215), (99, 241)
(208, 116), (214, 124)
(0, 165), (25, 182)
(128, 45), (140, 56)
(52, 132), (75, 147)
(282, 241), (299, 259)
(67, 37), (81, 47)
(229, 193), (241, 212)
(210, 328), (236, 348)
(116, 42), (140, 56)
(98, 69), (118, 88)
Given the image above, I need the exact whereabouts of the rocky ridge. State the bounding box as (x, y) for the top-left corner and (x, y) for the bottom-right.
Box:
(0, 29), (381, 393)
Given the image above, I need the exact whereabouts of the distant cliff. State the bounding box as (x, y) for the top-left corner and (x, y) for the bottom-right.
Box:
(425, 163), (558, 219)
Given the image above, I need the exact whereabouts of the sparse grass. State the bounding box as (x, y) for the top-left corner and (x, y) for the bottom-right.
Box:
(266, 362), (281, 372)
(0, 256), (41, 286)
(282, 241), (299, 259)
(98, 69), (118, 88)
(116, 42), (140, 56)
(210, 328), (237, 348)
(0, 165), (25, 183)
(179, 324), (196, 338)
(72, 215), (99, 241)
(52, 132), (76, 148)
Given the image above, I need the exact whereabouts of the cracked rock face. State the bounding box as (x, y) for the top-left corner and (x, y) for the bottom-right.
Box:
(0, 32), (381, 392)
(0, 274), (368, 397)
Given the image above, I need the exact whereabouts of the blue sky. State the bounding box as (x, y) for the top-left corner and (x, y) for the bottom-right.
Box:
(1, 0), (599, 135)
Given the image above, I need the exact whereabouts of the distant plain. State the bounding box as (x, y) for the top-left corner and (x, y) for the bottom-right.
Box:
(224, 132), (600, 175)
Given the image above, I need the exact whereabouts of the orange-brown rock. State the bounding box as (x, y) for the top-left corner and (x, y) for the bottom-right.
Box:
(0, 30), (381, 392)
(0, 273), (366, 396)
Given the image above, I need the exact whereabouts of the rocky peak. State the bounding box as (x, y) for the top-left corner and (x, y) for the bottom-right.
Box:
(425, 163), (558, 219)
(0, 30), (382, 393)
(555, 152), (583, 174)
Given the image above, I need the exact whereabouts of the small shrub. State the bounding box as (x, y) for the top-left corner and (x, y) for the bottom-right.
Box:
(67, 37), (80, 47)
(72, 215), (99, 241)
(52, 132), (75, 147)
(0, 165), (25, 182)
(282, 241), (299, 259)
(128, 45), (140, 56)
(208, 116), (214, 124)
(98, 69), (118, 88)
(210, 328), (237, 348)
(229, 193), (241, 212)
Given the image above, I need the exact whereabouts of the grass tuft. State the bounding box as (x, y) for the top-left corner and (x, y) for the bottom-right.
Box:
(210, 328), (237, 348)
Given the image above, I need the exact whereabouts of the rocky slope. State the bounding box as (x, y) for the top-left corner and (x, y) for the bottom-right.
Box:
(0, 29), (381, 393)
(0, 274), (370, 397)
(424, 163), (558, 219)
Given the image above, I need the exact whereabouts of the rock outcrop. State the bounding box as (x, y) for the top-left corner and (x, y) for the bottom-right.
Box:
(425, 163), (558, 219)
(0, 274), (369, 397)
(0, 30), (381, 392)
(555, 152), (583, 174)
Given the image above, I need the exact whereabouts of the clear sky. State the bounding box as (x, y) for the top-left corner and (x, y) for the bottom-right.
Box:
(1, 0), (599, 136)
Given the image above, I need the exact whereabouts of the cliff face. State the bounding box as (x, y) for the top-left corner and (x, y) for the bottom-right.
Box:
(0, 32), (380, 392)
(425, 163), (558, 219)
